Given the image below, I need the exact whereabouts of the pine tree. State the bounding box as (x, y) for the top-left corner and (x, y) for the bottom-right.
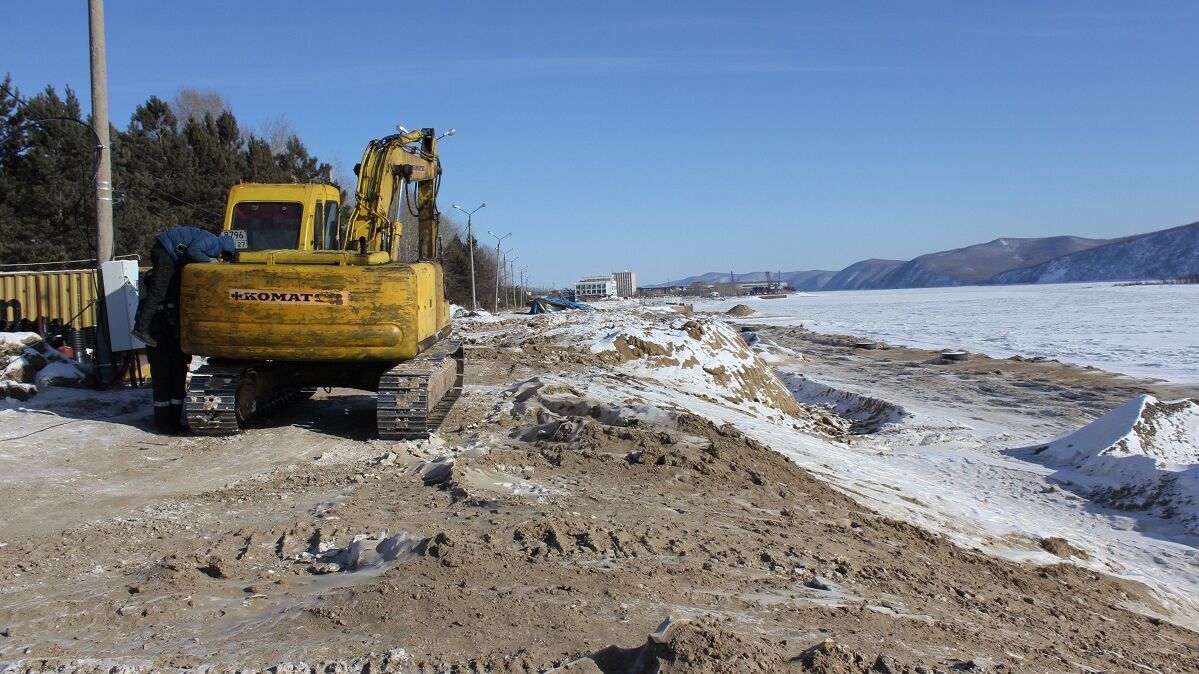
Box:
(113, 96), (188, 257)
(276, 135), (330, 183)
(441, 234), (473, 307)
(244, 136), (284, 183)
(180, 112), (242, 233)
(0, 81), (96, 263)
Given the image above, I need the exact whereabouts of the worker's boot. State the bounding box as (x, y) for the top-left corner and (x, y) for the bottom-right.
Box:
(131, 327), (157, 348)
(171, 403), (187, 434)
(153, 404), (178, 434)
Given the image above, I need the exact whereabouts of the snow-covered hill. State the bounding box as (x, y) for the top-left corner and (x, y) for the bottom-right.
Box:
(819, 258), (905, 290)
(657, 221), (1197, 292)
(877, 235), (1108, 288)
(994, 222), (1199, 284)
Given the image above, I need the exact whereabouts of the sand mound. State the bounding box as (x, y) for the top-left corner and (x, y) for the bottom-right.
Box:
(1016, 395), (1199, 533)
(543, 313), (803, 417)
(793, 638), (938, 673)
(557, 620), (936, 673)
(553, 618), (788, 673)
(726, 304), (755, 317)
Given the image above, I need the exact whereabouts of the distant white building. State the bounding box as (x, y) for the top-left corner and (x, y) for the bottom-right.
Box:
(613, 270), (637, 298)
(575, 275), (616, 300)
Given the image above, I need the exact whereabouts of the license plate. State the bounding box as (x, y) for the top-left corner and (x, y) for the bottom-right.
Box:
(224, 229), (249, 249)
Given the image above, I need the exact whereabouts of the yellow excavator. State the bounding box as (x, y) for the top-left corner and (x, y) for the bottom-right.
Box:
(178, 127), (463, 439)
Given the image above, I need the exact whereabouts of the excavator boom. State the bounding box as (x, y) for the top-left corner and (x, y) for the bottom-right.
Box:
(344, 128), (442, 262)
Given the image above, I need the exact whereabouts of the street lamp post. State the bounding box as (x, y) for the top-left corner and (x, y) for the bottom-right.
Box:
(451, 203), (485, 311)
(502, 250), (514, 310)
(508, 257), (518, 307)
(488, 231), (511, 313)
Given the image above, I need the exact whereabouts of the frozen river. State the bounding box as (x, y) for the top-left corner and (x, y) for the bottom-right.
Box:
(692, 283), (1199, 385)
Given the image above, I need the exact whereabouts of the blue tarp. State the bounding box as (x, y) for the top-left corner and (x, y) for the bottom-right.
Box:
(528, 297), (594, 314)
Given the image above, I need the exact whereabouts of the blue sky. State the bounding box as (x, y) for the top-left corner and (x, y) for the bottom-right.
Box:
(4, 2), (1198, 286)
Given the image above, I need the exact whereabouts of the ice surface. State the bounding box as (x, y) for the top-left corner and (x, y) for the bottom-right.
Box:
(694, 283), (1199, 384)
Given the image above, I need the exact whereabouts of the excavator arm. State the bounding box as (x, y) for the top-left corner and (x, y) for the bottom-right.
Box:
(344, 128), (442, 261)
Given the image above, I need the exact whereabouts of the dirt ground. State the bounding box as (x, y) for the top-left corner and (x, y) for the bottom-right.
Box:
(1, 313), (1197, 673)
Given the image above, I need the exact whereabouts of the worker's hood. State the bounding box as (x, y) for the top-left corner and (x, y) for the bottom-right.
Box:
(218, 235), (238, 257)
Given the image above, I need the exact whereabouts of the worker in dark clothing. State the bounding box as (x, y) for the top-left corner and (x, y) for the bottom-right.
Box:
(132, 226), (236, 348)
(143, 269), (190, 433)
(133, 226), (236, 434)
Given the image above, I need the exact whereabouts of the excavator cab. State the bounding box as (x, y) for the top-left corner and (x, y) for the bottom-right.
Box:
(221, 183), (342, 252)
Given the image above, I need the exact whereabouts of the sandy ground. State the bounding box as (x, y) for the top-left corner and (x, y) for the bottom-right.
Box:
(1, 310), (1197, 673)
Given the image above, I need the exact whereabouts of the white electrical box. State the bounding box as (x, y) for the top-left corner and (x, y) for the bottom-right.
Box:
(103, 259), (143, 351)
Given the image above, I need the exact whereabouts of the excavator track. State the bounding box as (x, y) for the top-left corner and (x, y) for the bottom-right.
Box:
(377, 339), (465, 440)
(184, 362), (306, 436)
(184, 363), (241, 436)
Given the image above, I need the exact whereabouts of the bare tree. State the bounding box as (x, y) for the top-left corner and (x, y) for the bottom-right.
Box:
(171, 87), (231, 126)
(259, 115), (296, 154)
(393, 183), (421, 263)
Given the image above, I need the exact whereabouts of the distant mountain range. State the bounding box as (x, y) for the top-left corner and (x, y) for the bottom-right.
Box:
(653, 221), (1199, 291)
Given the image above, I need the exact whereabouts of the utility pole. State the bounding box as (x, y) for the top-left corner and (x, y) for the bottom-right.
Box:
(88, 0), (114, 267)
(87, 0), (119, 387)
(452, 203), (485, 311)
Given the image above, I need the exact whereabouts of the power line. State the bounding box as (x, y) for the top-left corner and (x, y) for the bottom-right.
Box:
(0, 254), (140, 271)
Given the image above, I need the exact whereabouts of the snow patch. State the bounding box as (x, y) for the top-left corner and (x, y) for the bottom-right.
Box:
(1014, 395), (1199, 534)
(739, 329), (804, 365)
(459, 304), (1199, 623)
(779, 372), (909, 434)
(299, 531), (429, 573)
(35, 360), (89, 388)
(0, 332), (42, 350)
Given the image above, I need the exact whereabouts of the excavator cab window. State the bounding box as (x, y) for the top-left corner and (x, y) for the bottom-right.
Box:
(230, 202), (303, 251)
(323, 202), (339, 250)
(313, 201), (325, 249)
